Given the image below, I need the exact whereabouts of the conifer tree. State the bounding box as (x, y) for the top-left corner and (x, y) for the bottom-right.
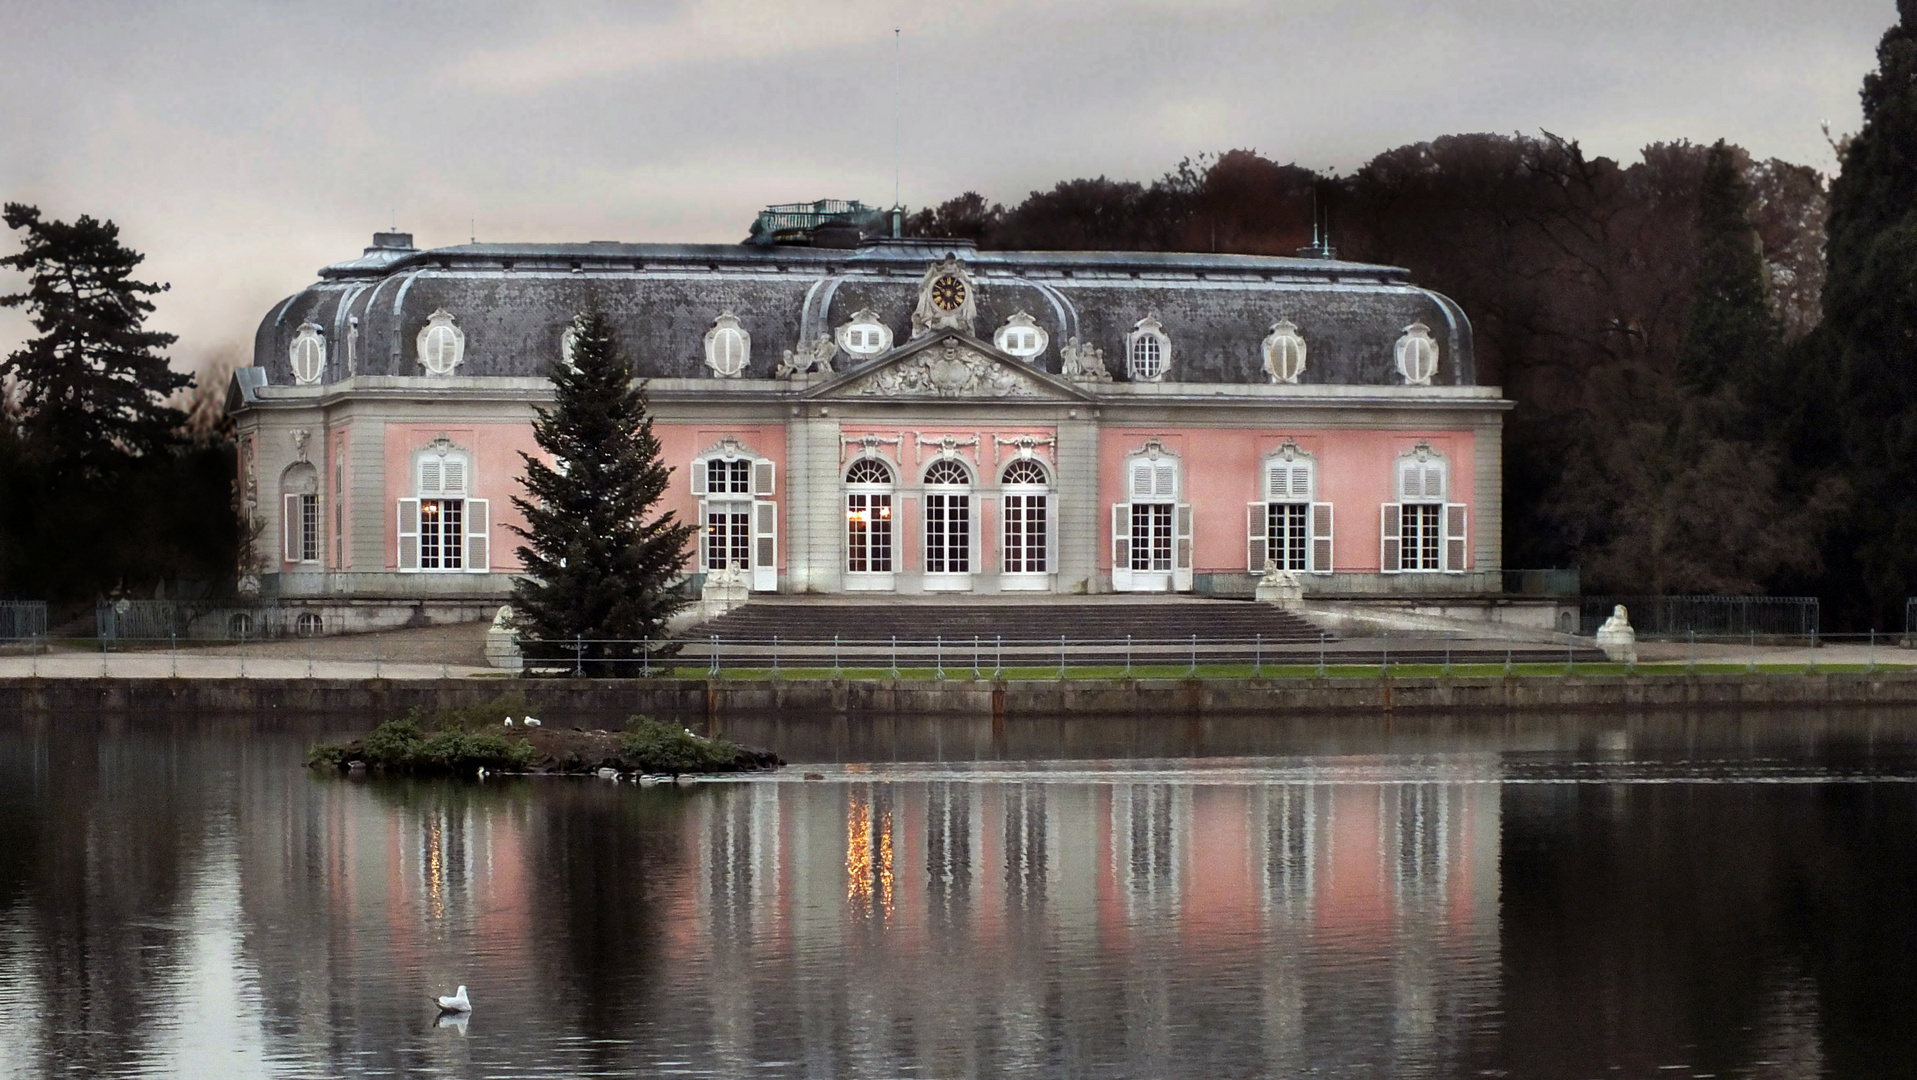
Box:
(1677, 141), (1780, 397)
(0, 204), (189, 469)
(508, 312), (695, 675)
(1820, 0), (1917, 619)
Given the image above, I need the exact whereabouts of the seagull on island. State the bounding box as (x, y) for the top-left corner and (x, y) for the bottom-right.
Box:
(436, 986), (472, 1014)
(502, 717), (513, 728)
(523, 716), (541, 728)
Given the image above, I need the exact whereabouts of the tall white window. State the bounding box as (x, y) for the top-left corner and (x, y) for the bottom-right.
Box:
(399, 449), (488, 573)
(1249, 450), (1333, 574)
(845, 458), (895, 587)
(1381, 448), (1465, 574)
(923, 458), (972, 584)
(1001, 458), (1050, 583)
(691, 444), (776, 590)
(281, 462), (320, 564)
(1112, 447), (1191, 592)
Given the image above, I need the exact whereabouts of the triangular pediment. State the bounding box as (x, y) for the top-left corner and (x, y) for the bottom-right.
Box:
(803, 332), (1095, 402)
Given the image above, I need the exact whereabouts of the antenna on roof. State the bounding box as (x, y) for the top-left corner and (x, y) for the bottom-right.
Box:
(892, 28), (901, 212)
(470, 218), (476, 244)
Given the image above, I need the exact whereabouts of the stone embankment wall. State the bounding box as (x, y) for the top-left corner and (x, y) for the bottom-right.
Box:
(5, 672), (1917, 724)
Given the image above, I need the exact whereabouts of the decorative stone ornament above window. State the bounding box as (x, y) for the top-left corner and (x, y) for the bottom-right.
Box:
(704, 313), (751, 378)
(416, 309), (465, 376)
(1394, 322), (1440, 386)
(1262, 319), (1307, 384)
(835, 309), (894, 360)
(1127, 316), (1173, 382)
(911, 256), (977, 338)
(289, 322), (326, 386)
(994, 311), (1049, 361)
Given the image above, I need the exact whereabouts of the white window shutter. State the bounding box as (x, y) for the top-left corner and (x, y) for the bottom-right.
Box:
(691, 460), (708, 496)
(443, 458), (466, 495)
(420, 459), (441, 495)
(753, 500), (777, 591)
(1247, 502), (1267, 573)
(695, 498), (710, 571)
(1112, 503), (1132, 590)
(1311, 502), (1334, 574)
(1156, 463), (1176, 499)
(752, 460), (775, 497)
(1380, 503), (1402, 574)
(283, 494), (301, 563)
(1130, 462), (1153, 499)
(1444, 503), (1467, 573)
(465, 499), (489, 572)
(1174, 503), (1194, 592)
(397, 498), (421, 572)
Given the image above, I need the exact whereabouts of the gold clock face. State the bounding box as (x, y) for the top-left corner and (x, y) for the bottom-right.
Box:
(930, 275), (967, 312)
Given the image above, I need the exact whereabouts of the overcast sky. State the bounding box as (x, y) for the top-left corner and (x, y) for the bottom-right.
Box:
(0, 0), (1899, 375)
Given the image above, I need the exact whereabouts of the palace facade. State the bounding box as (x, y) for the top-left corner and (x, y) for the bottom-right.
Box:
(229, 224), (1509, 632)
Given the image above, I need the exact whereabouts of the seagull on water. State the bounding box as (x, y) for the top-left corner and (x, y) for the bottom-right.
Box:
(436, 986), (472, 1014)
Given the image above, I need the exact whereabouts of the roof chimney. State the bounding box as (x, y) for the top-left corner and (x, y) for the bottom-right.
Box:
(370, 231), (415, 251)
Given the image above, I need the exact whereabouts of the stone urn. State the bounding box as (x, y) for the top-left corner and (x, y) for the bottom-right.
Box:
(1594, 604), (1637, 664)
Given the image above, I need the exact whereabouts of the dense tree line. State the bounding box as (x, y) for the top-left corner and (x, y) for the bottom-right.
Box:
(0, 204), (238, 614)
(907, 85), (1917, 621)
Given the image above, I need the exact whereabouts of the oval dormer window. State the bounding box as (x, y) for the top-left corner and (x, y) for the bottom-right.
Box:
(416, 309), (465, 376)
(994, 311), (1049, 361)
(1127, 315), (1171, 382)
(835, 309), (894, 360)
(704, 313), (750, 378)
(1395, 322), (1440, 386)
(290, 322), (326, 386)
(1263, 319), (1307, 384)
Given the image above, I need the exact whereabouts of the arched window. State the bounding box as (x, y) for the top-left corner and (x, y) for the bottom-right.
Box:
(1381, 444), (1464, 573)
(994, 312), (1049, 361)
(845, 457), (896, 584)
(1001, 458), (1050, 582)
(1250, 447), (1332, 574)
(290, 322), (326, 386)
(416, 309), (464, 376)
(1394, 323), (1440, 386)
(835, 309), (894, 360)
(690, 440), (777, 590)
(399, 443), (488, 573)
(1262, 319), (1306, 384)
(281, 462), (320, 564)
(1127, 316), (1172, 381)
(705, 313), (750, 377)
(1113, 442), (1191, 592)
(923, 459), (972, 580)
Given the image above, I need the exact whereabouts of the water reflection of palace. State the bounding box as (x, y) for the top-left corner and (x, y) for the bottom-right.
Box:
(687, 764), (1503, 1076)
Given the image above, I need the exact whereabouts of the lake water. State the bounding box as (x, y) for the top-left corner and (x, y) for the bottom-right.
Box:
(2, 712), (1916, 1078)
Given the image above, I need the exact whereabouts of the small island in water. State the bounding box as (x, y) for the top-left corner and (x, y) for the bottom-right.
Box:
(307, 693), (782, 779)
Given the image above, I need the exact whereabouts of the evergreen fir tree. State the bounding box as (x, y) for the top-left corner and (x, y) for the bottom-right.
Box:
(1677, 141), (1780, 397)
(508, 312), (695, 675)
(0, 204), (189, 469)
(1819, 0), (1917, 622)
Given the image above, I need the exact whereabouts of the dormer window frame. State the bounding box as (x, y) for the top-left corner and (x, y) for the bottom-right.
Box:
(704, 313), (751, 378)
(1127, 315), (1172, 382)
(835, 309), (895, 360)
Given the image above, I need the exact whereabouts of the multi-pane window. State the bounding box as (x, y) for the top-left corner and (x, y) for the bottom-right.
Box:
(1001, 459), (1048, 575)
(299, 494), (321, 562)
(1266, 459), (1312, 571)
(419, 498), (464, 569)
(846, 458), (894, 574)
(400, 450), (487, 574)
(923, 459), (971, 575)
(1383, 452), (1457, 573)
(1401, 503), (1443, 570)
(708, 458), (751, 494)
(706, 506), (750, 571)
(1130, 503), (1174, 570)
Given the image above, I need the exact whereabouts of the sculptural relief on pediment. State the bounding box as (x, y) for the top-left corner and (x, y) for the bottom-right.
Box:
(851, 339), (1042, 399)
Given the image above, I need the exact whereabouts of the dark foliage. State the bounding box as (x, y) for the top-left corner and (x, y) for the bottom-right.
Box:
(508, 312), (696, 674)
(619, 716), (743, 775)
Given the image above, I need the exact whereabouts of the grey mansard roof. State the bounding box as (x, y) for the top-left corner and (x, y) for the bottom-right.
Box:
(251, 235), (1475, 389)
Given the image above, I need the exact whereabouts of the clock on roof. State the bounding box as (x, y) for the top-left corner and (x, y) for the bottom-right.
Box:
(911, 256), (977, 338)
(931, 275), (967, 312)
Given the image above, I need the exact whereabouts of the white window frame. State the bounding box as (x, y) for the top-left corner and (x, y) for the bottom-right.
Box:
(1113, 447), (1189, 592)
(399, 447), (487, 573)
(704, 312), (751, 378)
(1248, 449), (1333, 574)
(993, 311), (1050, 362)
(844, 457), (896, 591)
(1395, 322), (1440, 386)
(921, 457), (974, 592)
(690, 441), (777, 591)
(1127, 315), (1172, 382)
(999, 457), (1053, 591)
(416, 309), (464, 376)
(835, 309), (895, 360)
(1380, 447), (1464, 574)
(289, 322), (326, 386)
(1262, 319), (1307, 384)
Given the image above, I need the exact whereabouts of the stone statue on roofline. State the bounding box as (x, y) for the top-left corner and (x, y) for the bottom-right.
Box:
(777, 334), (837, 379)
(1059, 337), (1111, 382)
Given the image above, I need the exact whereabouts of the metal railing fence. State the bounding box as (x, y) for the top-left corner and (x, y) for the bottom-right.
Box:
(1580, 595), (1819, 639)
(0, 601), (47, 642)
(95, 602), (308, 644)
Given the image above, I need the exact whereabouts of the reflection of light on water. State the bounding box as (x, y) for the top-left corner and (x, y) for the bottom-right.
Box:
(845, 790), (895, 919)
(427, 819), (445, 920)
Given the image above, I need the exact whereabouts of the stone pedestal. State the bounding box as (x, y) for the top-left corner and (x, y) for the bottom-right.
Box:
(695, 561), (751, 622)
(484, 605), (523, 671)
(1254, 562), (1305, 610)
(1595, 604), (1637, 664)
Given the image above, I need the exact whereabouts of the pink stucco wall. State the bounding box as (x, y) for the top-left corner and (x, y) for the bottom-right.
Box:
(1097, 428), (1476, 574)
(382, 424), (546, 571)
